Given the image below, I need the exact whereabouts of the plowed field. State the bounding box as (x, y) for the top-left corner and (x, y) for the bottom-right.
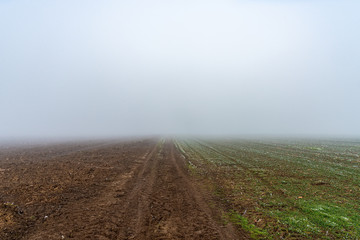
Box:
(0, 139), (246, 240)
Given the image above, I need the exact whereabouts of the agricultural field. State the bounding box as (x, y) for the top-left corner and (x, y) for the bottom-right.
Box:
(0, 139), (246, 240)
(1, 138), (359, 239)
(175, 139), (360, 239)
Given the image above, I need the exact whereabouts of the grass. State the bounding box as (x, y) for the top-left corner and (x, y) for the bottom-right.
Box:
(227, 210), (270, 239)
(176, 138), (360, 239)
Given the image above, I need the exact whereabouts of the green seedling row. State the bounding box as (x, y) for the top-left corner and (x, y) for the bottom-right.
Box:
(177, 139), (360, 239)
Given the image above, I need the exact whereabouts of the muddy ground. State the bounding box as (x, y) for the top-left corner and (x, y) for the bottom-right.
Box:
(0, 139), (248, 240)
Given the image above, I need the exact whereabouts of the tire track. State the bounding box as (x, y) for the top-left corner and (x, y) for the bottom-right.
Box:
(116, 140), (247, 240)
(116, 140), (163, 239)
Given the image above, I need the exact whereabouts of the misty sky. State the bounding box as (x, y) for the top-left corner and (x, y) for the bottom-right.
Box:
(1, 0), (360, 138)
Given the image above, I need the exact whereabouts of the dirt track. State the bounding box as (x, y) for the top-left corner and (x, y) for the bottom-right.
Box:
(0, 139), (247, 239)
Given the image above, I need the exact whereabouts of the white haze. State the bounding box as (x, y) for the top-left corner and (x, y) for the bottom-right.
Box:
(1, 0), (359, 139)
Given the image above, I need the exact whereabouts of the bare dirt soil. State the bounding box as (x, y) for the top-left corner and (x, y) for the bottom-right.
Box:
(0, 139), (247, 240)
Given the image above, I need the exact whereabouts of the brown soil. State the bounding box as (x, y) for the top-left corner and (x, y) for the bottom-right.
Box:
(0, 139), (248, 240)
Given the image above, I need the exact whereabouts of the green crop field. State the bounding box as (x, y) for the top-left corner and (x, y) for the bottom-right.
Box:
(175, 139), (360, 239)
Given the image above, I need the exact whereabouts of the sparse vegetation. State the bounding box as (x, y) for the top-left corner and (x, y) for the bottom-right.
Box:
(227, 210), (270, 239)
(176, 139), (360, 239)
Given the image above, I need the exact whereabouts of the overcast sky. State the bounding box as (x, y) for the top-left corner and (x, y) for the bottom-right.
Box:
(1, 0), (359, 139)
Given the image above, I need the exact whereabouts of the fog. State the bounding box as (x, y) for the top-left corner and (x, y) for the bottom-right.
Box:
(1, 0), (360, 139)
